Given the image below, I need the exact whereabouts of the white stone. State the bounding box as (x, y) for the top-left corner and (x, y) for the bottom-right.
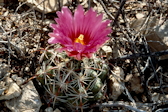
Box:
(45, 107), (53, 112)
(54, 108), (61, 112)
(109, 67), (125, 100)
(11, 74), (18, 81)
(151, 92), (160, 102)
(5, 81), (42, 112)
(43, 19), (55, 25)
(102, 46), (112, 53)
(101, 45), (112, 57)
(0, 82), (21, 100)
(5, 77), (14, 85)
(0, 88), (6, 95)
(11, 74), (25, 85)
(44, 107), (61, 112)
(19, 0), (69, 14)
(136, 13), (145, 19)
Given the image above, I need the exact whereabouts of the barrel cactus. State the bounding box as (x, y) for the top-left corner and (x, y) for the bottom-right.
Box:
(36, 47), (109, 111)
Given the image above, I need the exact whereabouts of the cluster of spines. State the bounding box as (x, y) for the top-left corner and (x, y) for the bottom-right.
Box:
(37, 48), (109, 111)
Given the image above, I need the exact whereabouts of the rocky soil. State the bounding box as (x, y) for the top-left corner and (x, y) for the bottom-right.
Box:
(0, 0), (168, 112)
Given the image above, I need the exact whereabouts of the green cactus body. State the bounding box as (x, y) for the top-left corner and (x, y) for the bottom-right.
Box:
(98, 64), (109, 82)
(37, 51), (109, 111)
(90, 77), (103, 94)
(93, 91), (104, 101)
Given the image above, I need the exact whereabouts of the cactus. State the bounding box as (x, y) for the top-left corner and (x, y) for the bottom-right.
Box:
(37, 48), (109, 111)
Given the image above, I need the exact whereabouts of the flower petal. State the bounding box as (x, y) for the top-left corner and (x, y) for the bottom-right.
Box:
(74, 5), (85, 35)
(48, 5), (112, 60)
(74, 43), (85, 53)
(48, 33), (73, 45)
(48, 33), (60, 44)
(83, 10), (102, 35)
(56, 7), (74, 37)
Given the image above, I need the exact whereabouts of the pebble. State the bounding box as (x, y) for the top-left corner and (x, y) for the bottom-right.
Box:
(0, 63), (9, 79)
(19, 0), (69, 14)
(45, 107), (53, 112)
(5, 81), (42, 112)
(0, 82), (21, 100)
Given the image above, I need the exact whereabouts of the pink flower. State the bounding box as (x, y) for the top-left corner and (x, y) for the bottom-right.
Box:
(48, 5), (112, 60)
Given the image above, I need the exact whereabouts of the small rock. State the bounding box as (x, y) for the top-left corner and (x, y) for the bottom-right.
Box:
(11, 74), (18, 81)
(43, 27), (49, 31)
(43, 19), (55, 25)
(3, 10), (9, 16)
(102, 46), (112, 54)
(45, 107), (53, 112)
(11, 74), (24, 85)
(25, 66), (30, 72)
(108, 66), (125, 100)
(0, 80), (7, 95)
(10, 14), (21, 22)
(0, 63), (9, 79)
(19, 0), (69, 14)
(159, 94), (168, 101)
(151, 92), (160, 102)
(136, 13), (145, 19)
(5, 77), (13, 85)
(5, 81), (42, 112)
(0, 88), (6, 95)
(45, 107), (61, 112)
(54, 108), (61, 112)
(101, 45), (112, 57)
(16, 77), (24, 85)
(0, 82), (21, 100)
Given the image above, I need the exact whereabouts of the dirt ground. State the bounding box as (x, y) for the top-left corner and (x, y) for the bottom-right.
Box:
(0, 0), (168, 112)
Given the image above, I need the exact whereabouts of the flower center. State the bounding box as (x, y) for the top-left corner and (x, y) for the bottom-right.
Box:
(74, 34), (85, 45)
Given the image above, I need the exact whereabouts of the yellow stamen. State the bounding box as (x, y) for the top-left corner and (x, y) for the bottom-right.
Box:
(74, 34), (85, 45)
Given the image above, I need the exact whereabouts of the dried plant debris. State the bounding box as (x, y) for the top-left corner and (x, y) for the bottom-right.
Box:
(0, 0), (168, 112)
(108, 66), (125, 101)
